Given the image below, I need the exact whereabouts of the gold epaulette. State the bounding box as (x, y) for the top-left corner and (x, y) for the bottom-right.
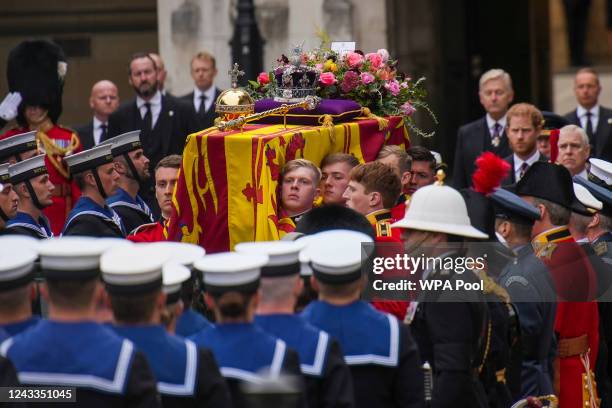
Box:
(376, 221), (392, 237)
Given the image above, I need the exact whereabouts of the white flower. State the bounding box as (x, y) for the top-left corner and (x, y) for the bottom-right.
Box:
(377, 49), (390, 63)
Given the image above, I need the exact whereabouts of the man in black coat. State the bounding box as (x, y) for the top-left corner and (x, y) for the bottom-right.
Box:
(502, 103), (549, 185)
(106, 53), (195, 173)
(564, 68), (612, 161)
(452, 69), (513, 189)
(73, 80), (119, 149)
(180, 52), (222, 131)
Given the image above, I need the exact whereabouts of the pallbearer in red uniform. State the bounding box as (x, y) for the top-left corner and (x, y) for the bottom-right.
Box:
(516, 161), (600, 408)
(0, 40), (81, 235)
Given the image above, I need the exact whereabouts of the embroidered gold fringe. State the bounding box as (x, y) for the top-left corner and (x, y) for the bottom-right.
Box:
(36, 129), (80, 179)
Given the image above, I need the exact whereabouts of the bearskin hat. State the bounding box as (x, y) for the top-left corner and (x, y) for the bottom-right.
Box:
(7, 40), (67, 126)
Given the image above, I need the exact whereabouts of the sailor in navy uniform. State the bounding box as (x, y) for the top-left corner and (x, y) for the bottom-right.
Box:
(62, 144), (126, 237)
(102, 131), (154, 234)
(235, 240), (355, 408)
(391, 185), (490, 408)
(299, 230), (424, 408)
(0, 239), (40, 337)
(0, 165), (19, 233)
(101, 244), (231, 408)
(0, 130), (38, 165)
(5, 154), (54, 239)
(146, 241), (212, 337)
(493, 188), (558, 399)
(1, 237), (161, 407)
(190, 252), (306, 408)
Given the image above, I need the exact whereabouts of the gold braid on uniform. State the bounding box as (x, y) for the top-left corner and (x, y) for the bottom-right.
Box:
(476, 269), (511, 304)
(36, 129), (80, 179)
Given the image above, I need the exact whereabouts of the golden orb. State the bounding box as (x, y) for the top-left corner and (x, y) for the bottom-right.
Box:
(215, 88), (255, 122)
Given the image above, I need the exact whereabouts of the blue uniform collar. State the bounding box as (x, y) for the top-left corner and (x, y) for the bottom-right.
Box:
(190, 323), (287, 383)
(255, 314), (329, 377)
(107, 187), (153, 221)
(64, 196), (126, 234)
(301, 300), (400, 367)
(176, 308), (213, 338)
(6, 212), (53, 238)
(112, 324), (197, 396)
(1, 320), (134, 394)
(1, 316), (41, 337)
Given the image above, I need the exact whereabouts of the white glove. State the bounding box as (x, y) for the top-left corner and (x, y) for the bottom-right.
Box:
(0, 92), (22, 122)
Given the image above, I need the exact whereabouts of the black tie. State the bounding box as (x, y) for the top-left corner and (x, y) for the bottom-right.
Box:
(585, 111), (594, 143)
(100, 123), (108, 143)
(143, 103), (152, 132)
(197, 94), (207, 115)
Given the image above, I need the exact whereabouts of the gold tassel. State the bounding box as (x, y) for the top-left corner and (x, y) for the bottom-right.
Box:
(319, 114), (335, 129)
(358, 107), (389, 131)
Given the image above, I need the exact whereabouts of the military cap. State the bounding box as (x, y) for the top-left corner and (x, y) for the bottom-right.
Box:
(163, 262), (191, 305)
(101, 244), (169, 294)
(0, 163), (9, 185)
(0, 240), (37, 291)
(8, 154), (47, 185)
(193, 252), (268, 294)
(516, 162), (577, 209)
(64, 144), (113, 175)
(0, 235), (40, 252)
(538, 112), (570, 139)
(490, 188), (541, 225)
(573, 182), (602, 215)
(301, 230), (374, 285)
(99, 130), (142, 157)
(146, 241), (205, 267)
(39, 237), (110, 281)
(574, 176), (612, 217)
(234, 240), (306, 277)
(0, 131), (37, 162)
(589, 158), (612, 186)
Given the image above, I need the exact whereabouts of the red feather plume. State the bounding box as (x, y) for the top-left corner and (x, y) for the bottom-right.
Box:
(471, 151), (511, 195)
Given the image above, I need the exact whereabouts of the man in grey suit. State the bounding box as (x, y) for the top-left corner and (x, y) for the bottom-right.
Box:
(180, 52), (222, 131)
(564, 67), (612, 161)
(452, 69), (514, 189)
(73, 80), (119, 149)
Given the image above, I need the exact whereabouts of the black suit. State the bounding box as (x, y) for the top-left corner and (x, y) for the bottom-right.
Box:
(180, 88), (222, 131)
(106, 95), (196, 170)
(452, 117), (511, 189)
(564, 107), (612, 161)
(501, 153), (549, 185)
(73, 120), (95, 149)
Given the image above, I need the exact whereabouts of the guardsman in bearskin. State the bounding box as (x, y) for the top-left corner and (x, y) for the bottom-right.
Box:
(102, 130), (154, 234)
(392, 185), (490, 408)
(516, 161), (600, 408)
(236, 240), (356, 408)
(62, 145), (126, 237)
(1, 238), (162, 406)
(101, 245), (232, 408)
(1, 40), (82, 235)
(494, 188), (558, 400)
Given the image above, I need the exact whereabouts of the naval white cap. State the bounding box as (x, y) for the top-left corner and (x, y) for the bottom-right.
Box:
(194, 252), (269, 294)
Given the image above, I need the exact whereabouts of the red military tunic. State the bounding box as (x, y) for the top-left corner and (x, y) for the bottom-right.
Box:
(532, 226), (599, 408)
(0, 126), (81, 235)
(127, 219), (167, 243)
(366, 208), (408, 321)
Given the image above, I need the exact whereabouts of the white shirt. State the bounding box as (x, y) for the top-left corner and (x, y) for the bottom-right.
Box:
(92, 117), (108, 146)
(576, 168), (588, 181)
(485, 114), (507, 138)
(577, 104), (600, 133)
(136, 91), (162, 129)
(513, 150), (541, 181)
(193, 86), (216, 113)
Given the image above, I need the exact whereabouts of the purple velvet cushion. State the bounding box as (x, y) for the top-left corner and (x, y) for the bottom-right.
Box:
(253, 98), (362, 125)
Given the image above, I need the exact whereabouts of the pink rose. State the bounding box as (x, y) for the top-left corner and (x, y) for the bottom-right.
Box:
(319, 72), (337, 86)
(385, 80), (400, 96)
(401, 102), (416, 116)
(345, 52), (364, 68)
(400, 81), (410, 89)
(377, 48), (390, 63)
(360, 72), (375, 85)
(315, 63), (324, 71)
(341, 71), (360, 93)
(365, 53), (383, 69)
(257, 72), (270, 85)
